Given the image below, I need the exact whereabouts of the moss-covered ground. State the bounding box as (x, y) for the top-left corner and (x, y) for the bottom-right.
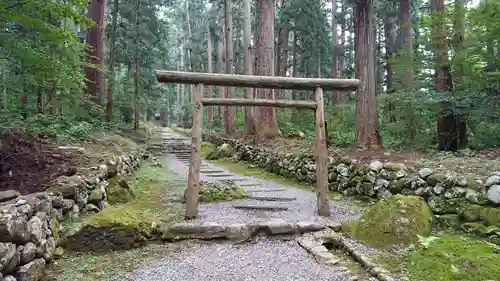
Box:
(51, 157), (185, 280)
(378, 234), (500, 281)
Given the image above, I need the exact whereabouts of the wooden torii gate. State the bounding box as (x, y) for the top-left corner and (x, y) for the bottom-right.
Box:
(155, 71), (360, 220)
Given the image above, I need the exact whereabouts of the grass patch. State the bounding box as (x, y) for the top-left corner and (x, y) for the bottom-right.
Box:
(61, 157), (184, 252)
(50, 244), (176, 281)
(212, 158), (315, 191)
(381, 234), (500, 281)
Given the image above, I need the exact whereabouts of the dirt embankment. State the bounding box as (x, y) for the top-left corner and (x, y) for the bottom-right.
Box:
(0, 128), (148, 195)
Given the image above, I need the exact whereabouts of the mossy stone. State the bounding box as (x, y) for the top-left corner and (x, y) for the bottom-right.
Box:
(426, 172), (446, 186)
(352, 195), (432, 248)
(479, 207), (500, 227)
(206, 143), (234, 160)
(183, 181), (248, 203)
(462, 204), (483, 222)
(62, 206), (155, 252)
(428, 197), (470, 215)
(107, 177), (135, 204)
(51, 215), (61, 245)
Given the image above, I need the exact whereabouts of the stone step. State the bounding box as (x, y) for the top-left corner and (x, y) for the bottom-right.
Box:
(233, 203), (289, 211)
(246, 196), (296, 202)
(205, 174), (236, 177)
(161, 219), (329, 241)
(246, 188), (286, 192)
(200, 170), (226, 174)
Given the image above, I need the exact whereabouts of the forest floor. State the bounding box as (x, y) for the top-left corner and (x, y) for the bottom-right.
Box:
(215, 133), (500, 177)
(0, 127), (149, 195)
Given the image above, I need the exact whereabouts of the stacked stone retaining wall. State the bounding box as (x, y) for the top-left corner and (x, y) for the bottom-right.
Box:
(203, 134), (500, 238)
(0, 150), (145, 281)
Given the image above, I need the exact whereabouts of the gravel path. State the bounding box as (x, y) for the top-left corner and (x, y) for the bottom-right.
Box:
(127, 128), (373, 281)
(127, 237), (358, 281)
(160, 129), (363, 225)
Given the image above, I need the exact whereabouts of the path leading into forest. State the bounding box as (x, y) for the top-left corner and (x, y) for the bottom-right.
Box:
(126, 128), (379, 281)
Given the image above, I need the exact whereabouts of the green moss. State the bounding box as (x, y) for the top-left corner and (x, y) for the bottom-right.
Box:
(106, 177), (135, 204)
(211, 159), (315, 191)
(51, 216), (61, 245)
(479, 207), (500, 227)
(394, 235), (500, 281)
(462, 204), (483, 222)
(206, 143), (234, 160)
(201, 141), (215, 157)
(352, 195), (432, 248)
(62, 158), (183, 252)
(182, 180), (249, 203)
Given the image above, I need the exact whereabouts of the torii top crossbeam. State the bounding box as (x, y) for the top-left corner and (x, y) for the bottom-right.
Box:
(155, 70), (360, 91)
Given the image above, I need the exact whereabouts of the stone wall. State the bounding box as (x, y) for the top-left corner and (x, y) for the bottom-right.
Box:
(203, 134), (500, 236)
(0, 150), (144, 281)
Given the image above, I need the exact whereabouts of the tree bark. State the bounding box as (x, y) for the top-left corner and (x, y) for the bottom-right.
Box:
(354, 0), (382, 149)
(84, 0), (107, 105)
(225, 0), (236, 134)
(255, 0), (278, 136)
(216, 21), (225, 130)
(243, 0), (256, 135)
(384, 15), (396, 93)
(180, 33), (185, 106)
(453, 0), (465, 88)
(1, 60), (6, 111)
(399, 0), (413, 86)
(431, 0), (466, 151)
(106, 0), (119, 123)
(133, 0), (140, 131)
(331, 0), (342, 105)
(207, 23), (214, 132)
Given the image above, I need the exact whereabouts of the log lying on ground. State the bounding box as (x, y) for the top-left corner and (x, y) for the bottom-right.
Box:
(156, 70), (360, 91)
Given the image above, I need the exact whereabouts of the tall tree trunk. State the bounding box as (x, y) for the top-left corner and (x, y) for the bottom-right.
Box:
(225, 0), (236, 134)
(243, 0), (256, 134)
(399, 0), (413, 86)
(216, 25), (225, 131)
(384, 15), (396, 93)
(431, 0), (464, 151)
(1, 60), (6, 111)
(185, 0), (193, 103)
(453, 0), (465, 89)
(176, 61), (180, 108)
(36, 88), (42, 113)
(180, 33), (185, 106)
(331, 0), (342, 105)
(255, 0), (278, 137)
(339, 0), (346, 79)
(84, 0), (107, 105)
(275, 18), (291, 100)
(384, 13), (397, 122)
(133, 0), (140, 131)
(354, 0), (382, 149)
(207, 23), (214, 132)
(106, 0), (119, 123)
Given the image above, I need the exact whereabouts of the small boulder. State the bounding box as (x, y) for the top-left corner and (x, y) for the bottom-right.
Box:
(0, 243), (17, 273)
(0, 215), (30, 244)
(106, 178), (135, 204)
(15, 258), (45, 281)
(206, 143), (234, 160)
(487, 184), (500, 205)
(0, 190), (20, 203)
(20, 243), (36, 265)
(352, 195), (432, 248)
(182, 181), (248, 203)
